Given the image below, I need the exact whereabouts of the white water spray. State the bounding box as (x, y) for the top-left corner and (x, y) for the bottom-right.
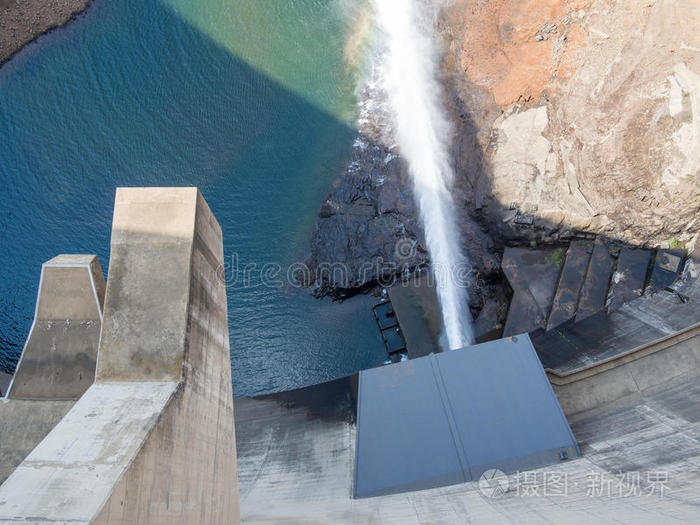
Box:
(372, 0), (474, 349)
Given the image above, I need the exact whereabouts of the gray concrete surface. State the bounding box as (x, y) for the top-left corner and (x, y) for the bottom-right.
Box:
(96, 188), (199, 382)
(235, 374), (700, 524)
(0, 188), (240, 524)
(550, 323), (700, 416)
(8, 254), (104, 399)
(0, 382), (178, 523)
(94, 188), (240, 524)
(0, 399), (74, 485)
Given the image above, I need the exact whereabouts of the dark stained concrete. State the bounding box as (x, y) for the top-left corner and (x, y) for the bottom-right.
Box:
(253, 375), (358, 424)
(533, 259), (700, 376)
(533, 256), (700, 415)
(9, 322), (101, 399)
(387, 275), (442, 357)
(607, 247), (652, 311)
(0, 372), (10, 396)
(576, 238), (614, 322)
(650, 250), (685, 290)
(0, 400), (74, 484)
(547, 241), (591, 330)
(8, 255), (104, 400)
(502, 247), (561, 336)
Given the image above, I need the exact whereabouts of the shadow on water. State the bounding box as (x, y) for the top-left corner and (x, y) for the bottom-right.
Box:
(0, 0), (388, 395)
(3, 0), (690, 395)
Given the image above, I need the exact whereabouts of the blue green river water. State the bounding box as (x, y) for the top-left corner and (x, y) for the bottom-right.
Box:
(0, 0), (386, 396)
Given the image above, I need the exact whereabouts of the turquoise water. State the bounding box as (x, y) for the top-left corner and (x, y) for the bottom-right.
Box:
(0, 0), (385, 396)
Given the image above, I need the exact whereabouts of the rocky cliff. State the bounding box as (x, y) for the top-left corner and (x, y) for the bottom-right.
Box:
(445, 0), (699, 249)
(305, 0), (700, 310)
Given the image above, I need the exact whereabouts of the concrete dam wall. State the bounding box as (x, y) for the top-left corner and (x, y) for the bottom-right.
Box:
(1, 186), (699, 524)
(0, 188), (239, 524)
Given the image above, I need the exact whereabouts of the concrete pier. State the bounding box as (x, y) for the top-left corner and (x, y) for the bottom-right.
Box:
(93, 188), (239, 524)
(7, 254), (104, 400)
(0, 188), (239, 524)
(0, 255), (104, 485)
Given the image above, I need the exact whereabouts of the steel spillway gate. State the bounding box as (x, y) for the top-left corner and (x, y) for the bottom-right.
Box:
(354, 334), (580, 498)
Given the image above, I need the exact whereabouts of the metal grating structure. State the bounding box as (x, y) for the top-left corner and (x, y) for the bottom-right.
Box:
(372, 300), (407, 358)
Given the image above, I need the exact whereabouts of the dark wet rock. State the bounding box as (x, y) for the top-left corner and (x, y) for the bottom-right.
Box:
(306, 135), (501, 307)
(474, 284), (508, 342)
(306, 139), (429, 300)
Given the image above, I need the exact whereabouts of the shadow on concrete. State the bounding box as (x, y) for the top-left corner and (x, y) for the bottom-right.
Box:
(252, 374), (358, 424)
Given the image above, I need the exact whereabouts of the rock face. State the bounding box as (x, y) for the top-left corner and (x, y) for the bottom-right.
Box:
(312, 0), (698, 317)
(444, 0), (700, 249)
(306, 9), (505, 305)
(306, 138), (429, 299)
(0, 0), (92, 65)
(306, 134), (500, 305)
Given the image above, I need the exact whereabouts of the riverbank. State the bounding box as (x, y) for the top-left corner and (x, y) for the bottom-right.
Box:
(0, 0), (92, 65)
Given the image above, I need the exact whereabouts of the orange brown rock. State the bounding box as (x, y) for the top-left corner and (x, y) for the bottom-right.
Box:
(455, 0), (591, 107)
